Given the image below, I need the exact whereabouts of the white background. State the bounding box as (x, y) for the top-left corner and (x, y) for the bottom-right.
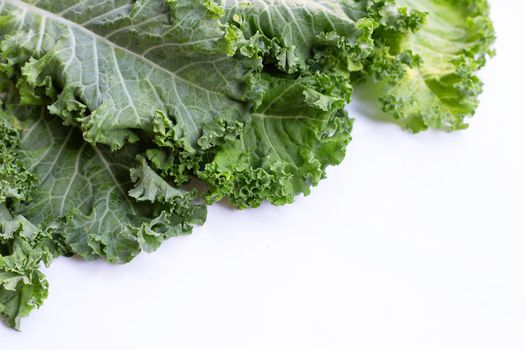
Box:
(3, 1), (525, 348)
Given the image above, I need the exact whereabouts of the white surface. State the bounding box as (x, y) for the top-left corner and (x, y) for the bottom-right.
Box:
(3, 1), (525, 349)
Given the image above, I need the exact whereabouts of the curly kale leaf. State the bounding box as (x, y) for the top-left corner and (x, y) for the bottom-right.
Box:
(365, 0), (495, 132)
(0, 115), (50, 331)
(0, 0), (381, 210)
(0, 104), (206, 328)
(0, 0), (255, 152)
(190, 0), (380, 207)
(222, 0), (378, 75)
(0, 0), (496, 330)
(0, 112), (36, 203)
(0, 211), (54, 331)
(7, 106), (206, 264)
(199, 73), (353, 208)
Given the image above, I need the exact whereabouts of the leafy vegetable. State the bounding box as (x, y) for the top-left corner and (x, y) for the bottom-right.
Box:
(0, 0), (494, 329)
(0, 111), (52, 330)
(364, 0), (495, 131)
(0, 103), (207, 328)
(0, 0), (379, 205)
(199, 74), (354, 208)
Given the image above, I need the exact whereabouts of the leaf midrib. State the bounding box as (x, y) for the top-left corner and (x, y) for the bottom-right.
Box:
(2, 0), (225, 96)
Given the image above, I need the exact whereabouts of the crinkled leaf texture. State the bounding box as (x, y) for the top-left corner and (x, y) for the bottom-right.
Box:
(0, 0), (255, 152)
(195, 0), (382, 207)
(366, 0), (495, 132)
(0, 0), (496, 330)
(200, 73), (354, 208)
(222, 0), (378, 74)
(0, 209), (53, 331)
(0, 111), (35, 203)
(0, 104), (206, 329)
(0, 113), (49, 330)
(9, 106), (207, 264)
(0, 0), (376, 208)
(0, 0), (376, 328)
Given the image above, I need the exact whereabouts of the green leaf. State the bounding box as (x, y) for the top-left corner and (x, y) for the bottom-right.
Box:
(5, 106), (206, 264)
(222, 0), (377, 74)
(367, 0), (495, 132)
(0, 0), (496, 330)
(199, 73), (353, 208)
(0, 0), (254, 151)
(0, 111), (36, 203)
(0, 208), (51, 330)
(0, 0), (380, 208)
(194, 0), (380, 207)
